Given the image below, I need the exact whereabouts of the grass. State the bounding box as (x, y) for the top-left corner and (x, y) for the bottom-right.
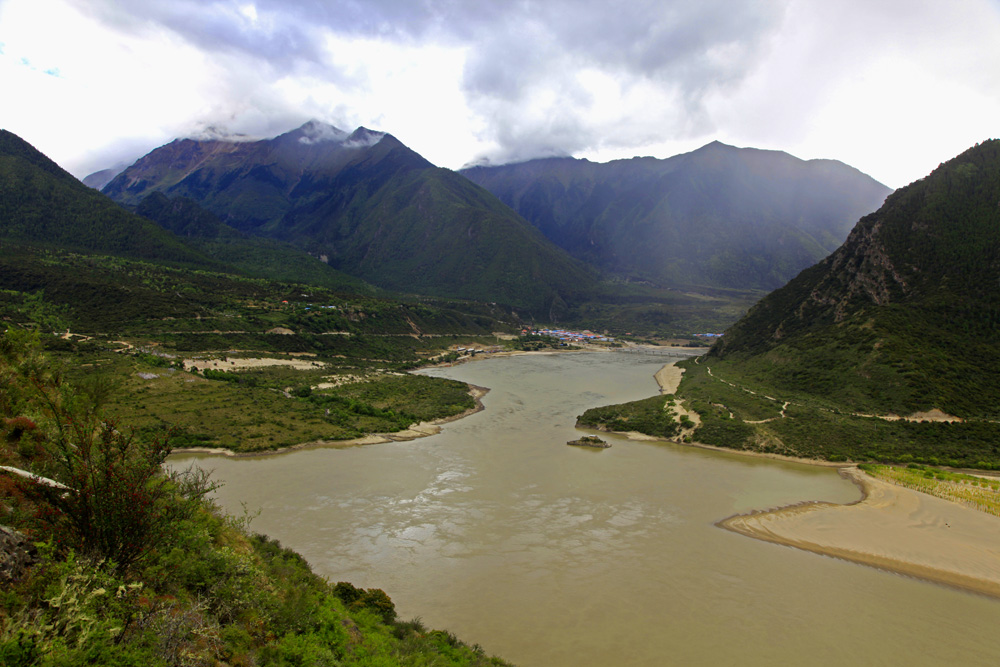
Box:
(860, 463), (1000, 517)
(52, 345), (477, 454)
(585, 357), (1000, 469)
(577, 394), (682, 439)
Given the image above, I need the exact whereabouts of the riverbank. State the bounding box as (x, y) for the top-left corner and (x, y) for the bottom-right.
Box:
(647, 358), (1000, 599)
(719, 466), (1000, 599)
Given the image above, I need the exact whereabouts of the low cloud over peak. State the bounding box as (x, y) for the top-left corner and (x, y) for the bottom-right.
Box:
(5, 0), (1000, 187)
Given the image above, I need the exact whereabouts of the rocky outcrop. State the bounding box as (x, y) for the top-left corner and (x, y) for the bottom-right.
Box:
(567, 435), (611, 449)
(0, 525), (38, 583)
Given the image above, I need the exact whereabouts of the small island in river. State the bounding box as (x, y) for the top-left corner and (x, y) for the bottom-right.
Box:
(567, 435), (611, 449)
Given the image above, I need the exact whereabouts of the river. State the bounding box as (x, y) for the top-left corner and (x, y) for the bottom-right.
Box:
(171, 350), (1000, 666)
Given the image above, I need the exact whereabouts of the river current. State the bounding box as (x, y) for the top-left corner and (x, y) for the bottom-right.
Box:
(171, 351), (1000, 666)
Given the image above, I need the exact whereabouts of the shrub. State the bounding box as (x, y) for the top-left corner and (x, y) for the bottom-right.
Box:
(26, 414), (215, 574)
(1, 327), (216, 574)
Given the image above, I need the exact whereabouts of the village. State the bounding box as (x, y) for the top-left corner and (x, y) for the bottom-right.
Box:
(524, 327), (616, 343)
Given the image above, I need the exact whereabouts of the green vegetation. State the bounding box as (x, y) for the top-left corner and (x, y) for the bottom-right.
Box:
(0, 131), (220, 270)
(566, 435), (609, 448)
(0, 233), (509, 456)
(574, 141), (1000, 468)
(135, 192), (378, 294)
(0, 328), (511, 666)
(36, 341), (477, 454)
(2, 127), (766, 337)
(577, 356), (1000, 469)
(565, 282), (762, 338)
(101, 125), (601, 318)
(577, 394), (681, 439)
(508, 334), (564, 351)
(678, 358), (1000, 467)
(0, 241), (515, 337)
(711, 140), (1000, 420)
(859, 464), (1000, 517)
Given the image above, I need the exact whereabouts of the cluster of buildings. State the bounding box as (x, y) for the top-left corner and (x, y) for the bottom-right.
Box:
(525, 328), (615, 343)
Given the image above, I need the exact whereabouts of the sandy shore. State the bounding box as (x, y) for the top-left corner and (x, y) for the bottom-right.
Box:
(638, 360), (1000, 598)
(719, 466), (1000, 598)
(654, 362), (683, 395)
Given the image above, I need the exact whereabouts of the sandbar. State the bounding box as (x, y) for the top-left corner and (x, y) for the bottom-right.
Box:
(719, 467), (1000, 598)
(649, 358), (1000, 597)
(654, 362), (683, 395)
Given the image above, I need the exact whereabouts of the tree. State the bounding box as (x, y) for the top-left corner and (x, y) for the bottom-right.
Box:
(0, 327), (215, 574)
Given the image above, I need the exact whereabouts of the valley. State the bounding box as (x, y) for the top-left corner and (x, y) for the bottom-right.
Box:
(2, 123), (999, 666)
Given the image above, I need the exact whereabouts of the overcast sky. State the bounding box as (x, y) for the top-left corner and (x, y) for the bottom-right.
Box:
(2, 0), (998, 188)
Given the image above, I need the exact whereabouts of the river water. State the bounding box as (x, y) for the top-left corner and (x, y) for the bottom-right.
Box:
(171, 351), (1000, 666)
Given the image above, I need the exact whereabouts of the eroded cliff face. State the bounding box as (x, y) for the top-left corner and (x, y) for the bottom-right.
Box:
(711, 138), (1000, 361)
(798, 216), (911, 324)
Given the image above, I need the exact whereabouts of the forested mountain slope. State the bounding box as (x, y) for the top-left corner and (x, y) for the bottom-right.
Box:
(0, 130), (218, 268)
(581, 140), (1000, 468)
(462, 142), (891, 290)
(103, 121), (598, 316)
(711, 139), (1000, 419)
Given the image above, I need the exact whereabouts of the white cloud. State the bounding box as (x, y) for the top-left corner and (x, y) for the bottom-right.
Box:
(0, 0), (997, 186)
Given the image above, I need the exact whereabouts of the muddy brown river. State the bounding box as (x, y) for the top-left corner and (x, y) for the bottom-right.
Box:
(171, 351), (1000, 666)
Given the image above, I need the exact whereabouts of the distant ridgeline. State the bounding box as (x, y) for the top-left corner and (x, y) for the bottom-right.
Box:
(582, 140), (1000, 468)
(0, 130), (220, 268)
(462, 142), (891, 291)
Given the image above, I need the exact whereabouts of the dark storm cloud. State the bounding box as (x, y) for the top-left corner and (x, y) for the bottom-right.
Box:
(70, 0), (787, 163)
(455, 1), (786, 162)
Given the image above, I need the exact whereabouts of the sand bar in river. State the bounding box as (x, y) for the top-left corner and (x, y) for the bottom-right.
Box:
(720, 467), (1000, 598)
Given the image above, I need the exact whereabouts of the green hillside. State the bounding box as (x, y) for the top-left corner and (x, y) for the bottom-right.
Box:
(0, 131), (218, 269)
(710, 139), (1000, 418)
(0, 329), (511, 666)
(581, 140), (1000, 468)
(135, 192), (377, 294)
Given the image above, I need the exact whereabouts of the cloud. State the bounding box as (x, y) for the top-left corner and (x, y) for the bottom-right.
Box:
(62, 0), (788, 167)
(296, 120), (349, 145)
(4, 0), (1000, 186)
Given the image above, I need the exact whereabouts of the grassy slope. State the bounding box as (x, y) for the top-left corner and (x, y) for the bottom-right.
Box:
(579, 357), (1000, 469)
(579, 142), (1000, 469)
(710, 140), (1000, 419)
(134, 191), (378, 294)
(0, 131), (220, 270)
(309, 166), (599, 315)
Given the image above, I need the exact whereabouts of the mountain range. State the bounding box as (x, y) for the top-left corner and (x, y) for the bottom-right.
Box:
(101, 121), (598, 317)
(0, 129), (375, 296)
(0, 129), (217, 268)
(461, 142), (891, 291)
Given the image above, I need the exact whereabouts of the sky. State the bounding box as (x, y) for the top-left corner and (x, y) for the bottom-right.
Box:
(1, 0), (998, 189)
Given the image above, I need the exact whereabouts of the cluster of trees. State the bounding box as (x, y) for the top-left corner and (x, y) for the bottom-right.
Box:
(577, 395), (682, 439)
